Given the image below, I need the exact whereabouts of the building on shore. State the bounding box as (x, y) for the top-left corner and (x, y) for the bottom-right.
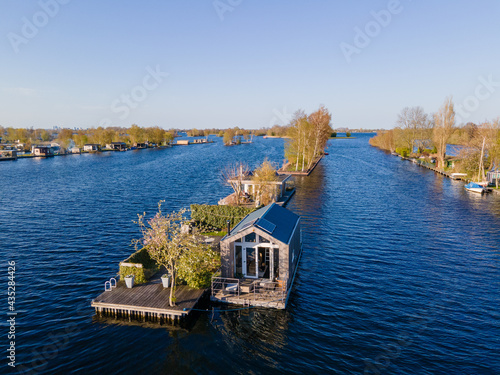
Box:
(106, 142), (127, 151)
(31, 145), (54, 157)
(84, 144), (101, 152)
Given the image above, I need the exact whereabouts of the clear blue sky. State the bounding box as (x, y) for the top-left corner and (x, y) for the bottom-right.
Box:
(1, 0), (499, 130)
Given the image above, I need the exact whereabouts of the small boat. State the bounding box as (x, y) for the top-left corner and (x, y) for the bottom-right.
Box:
(324, 152), (329, 155)
(465, 182), (485, 194)
(464, 137), (489, 194)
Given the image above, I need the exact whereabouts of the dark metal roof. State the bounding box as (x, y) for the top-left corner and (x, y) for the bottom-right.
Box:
(226, 203), (299, 244)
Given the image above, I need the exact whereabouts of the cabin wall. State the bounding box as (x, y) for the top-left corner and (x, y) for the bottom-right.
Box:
(220, 240), (232, 278)
(220, 226), (288, 279)
(288, 221), (301, 277)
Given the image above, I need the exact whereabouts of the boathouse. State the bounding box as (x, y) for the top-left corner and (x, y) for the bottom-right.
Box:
(83, 144), (101, 152)
(31, 145), (54, 157)
(211, 203), (302, 309)
(106, 142), (127, 151)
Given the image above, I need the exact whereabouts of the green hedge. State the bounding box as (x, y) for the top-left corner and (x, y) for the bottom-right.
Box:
(119, 247), (159, 284)
(190, 204), (256, 230)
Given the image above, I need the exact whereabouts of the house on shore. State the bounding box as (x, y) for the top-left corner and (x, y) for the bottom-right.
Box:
(134, 142), (147, 149)
(84, 144), (101, 152)
(176, 140), (190, 145)
(487, 169), (500, 187)
(211, 203), (302, 309)
(0, 150), (17, 161)
(31, 145), (54, 157)
(106, 142), (127, 151)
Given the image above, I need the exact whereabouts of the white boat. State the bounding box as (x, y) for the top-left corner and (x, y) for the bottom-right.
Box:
(464, 138), (488, 194)
(465, 182), (485, 194)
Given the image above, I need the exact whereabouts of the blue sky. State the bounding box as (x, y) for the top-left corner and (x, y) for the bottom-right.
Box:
(1, 0), (499, 130)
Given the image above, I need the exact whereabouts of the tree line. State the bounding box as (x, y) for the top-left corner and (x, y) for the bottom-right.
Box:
(369, 97), (500, 176)
(284, 106), (333, 172)
(0, 124), (175, 150)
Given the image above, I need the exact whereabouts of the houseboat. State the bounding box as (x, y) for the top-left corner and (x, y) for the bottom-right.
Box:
(106, 142), (127, 151)
(83, 144), (101, 152)
(218, 171), (293, 207)
(211, 203), (302, 309)
(31, 145), (54, 157)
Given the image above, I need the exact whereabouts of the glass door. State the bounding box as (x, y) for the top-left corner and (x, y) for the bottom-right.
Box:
(245, 247), (257, 278)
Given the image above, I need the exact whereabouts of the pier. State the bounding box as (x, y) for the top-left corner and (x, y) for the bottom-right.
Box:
(400, 156), (498, 194)
(91, 273), (206, 324)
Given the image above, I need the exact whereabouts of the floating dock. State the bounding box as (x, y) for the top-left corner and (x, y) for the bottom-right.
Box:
(91, 275), (206, 324)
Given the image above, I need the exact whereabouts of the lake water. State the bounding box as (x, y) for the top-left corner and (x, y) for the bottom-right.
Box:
(1, 134), (498, 374)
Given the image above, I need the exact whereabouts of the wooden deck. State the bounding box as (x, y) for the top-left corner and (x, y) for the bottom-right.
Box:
(91, 274), (206, 323)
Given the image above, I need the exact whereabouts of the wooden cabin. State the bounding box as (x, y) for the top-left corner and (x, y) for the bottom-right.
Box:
(212, 203), (302, 309)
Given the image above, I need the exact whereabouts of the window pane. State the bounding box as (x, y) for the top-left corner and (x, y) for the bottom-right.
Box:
(235, 245), (242, 275)
(259, 235), (270, 243)
(245, 233), (256, 242)
(246, 247), (256, 276)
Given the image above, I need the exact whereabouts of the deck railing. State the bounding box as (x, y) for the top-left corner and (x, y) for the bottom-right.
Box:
(211, 275), (288, 304)
(211, 276), (241, 298)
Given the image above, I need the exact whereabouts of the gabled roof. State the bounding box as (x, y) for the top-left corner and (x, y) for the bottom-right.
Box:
(226, 203), (299, 244)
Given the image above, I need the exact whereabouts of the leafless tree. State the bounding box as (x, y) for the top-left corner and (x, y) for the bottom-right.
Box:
(221, 162), (250, 206)
(432, 97), (455, 169)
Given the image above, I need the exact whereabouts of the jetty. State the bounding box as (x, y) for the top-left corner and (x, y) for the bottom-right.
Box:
(91, 272), (206, 324)
(399, 156), (497, 193)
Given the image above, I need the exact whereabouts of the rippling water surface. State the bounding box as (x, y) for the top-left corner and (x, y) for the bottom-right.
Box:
(1, 134), (498, 374)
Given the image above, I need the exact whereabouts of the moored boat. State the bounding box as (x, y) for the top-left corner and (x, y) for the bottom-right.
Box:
(465, 182), (485, 194)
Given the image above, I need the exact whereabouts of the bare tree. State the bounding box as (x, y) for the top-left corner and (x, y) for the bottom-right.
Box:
(432, 97), (455, 169)
(397, 106), (431, 153)
(252, 159), (278, 206)
(221, 162), (250, 206)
